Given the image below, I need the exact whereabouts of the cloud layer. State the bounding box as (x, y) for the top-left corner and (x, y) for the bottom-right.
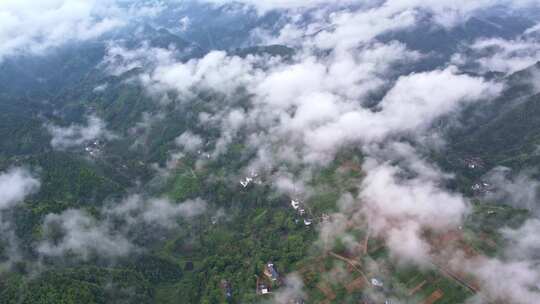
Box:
(10, 0), (540, 302)
(0, 167), (40, 210)
(38, 195), (207, 260)
(0, 0), (124, 61)
(47, 114), (116, 150)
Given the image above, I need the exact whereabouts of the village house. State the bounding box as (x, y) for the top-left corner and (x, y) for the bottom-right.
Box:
(240, 177), (253, 188)
(258, 283), (269, 295)
(371, 278), (384, 288)
(264, 262), (280, 281)
(291, 199), (300, 210)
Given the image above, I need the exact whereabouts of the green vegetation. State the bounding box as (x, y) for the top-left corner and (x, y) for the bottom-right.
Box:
(1, 268), (152, 304)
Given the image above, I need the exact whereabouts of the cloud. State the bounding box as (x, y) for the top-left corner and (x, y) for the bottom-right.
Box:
(300, 67), (501, 158)
(0, 167), (40, 210)
(202, 0), (508, 21)
(106, 195), (207, 229)
(114, 3), (501, 272)
(38, 209), (134, 260)
(38, 195), (207, 260)
(454, 33), (540, 75)
(462, 168), (540, 303)
(361, 159), (467, 232)
(0, 0), (171, 62)
(270, 273), (306, 304)
(102, 42), (178, 77)
(459, 256), (540, 304)
(356, 144), (469, 264)
(501, 218), (540, 260)
(451, 21), (540, 75)
(142, 50), (260, 98)
(202, 0), (357, 12)
(483, 166), (540, 215)
(315, 142), (471, 266)
(221, 0), (538, 52)
(179, 16), (191, 31)
(47, 114), (116, 150)
(0, 167), (39, 270)
(139, 45), (498, 165)
(0, 1), (537, 301)
(0, 0), (124, 61)
(175, 131), (204, 153)
(92, 2), (533, 300)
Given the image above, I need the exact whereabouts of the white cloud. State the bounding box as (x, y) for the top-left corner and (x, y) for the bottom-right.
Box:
(376, 66), (502, 133)
(386, 221), (431, 265)
(202, 0), (358, 13)
(298, 67), (501, 162)
(175, 131), (204, 153)
(102, 42), (178, 76)
(107, 195), (207, 229)
(271, 273), (306, 304)
(133, 43), (496, 165)
(47, 114), (116, 150)
(0, 167), (40, 210)
(460, 257), (540, 304)
(142, 50), (260, 98)
(4, 1), (539, 301)
(38, 209), (133, 260)
(451, 21), (540, 75)
(501, 218), (540, 260)
(229, 0), (537, 52)
(179, 16), (191, 31)
(461, 36), (540, 75)
(38, 195), (207, 260)
(483, 167), (540, 214)
(93, 2), (530, 299)
(0, 167), (39, 271)
(202, 0), (520, 22)
(361, 158), (468, 232)
(0, 0), (125, 61)
(0, 0), (171, 62)
(354, 145), (469, 265)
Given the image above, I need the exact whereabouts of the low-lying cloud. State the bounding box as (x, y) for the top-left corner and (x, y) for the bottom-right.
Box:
(47, 114), (116, 150)
(452, 22), (540, 75)
(38, 209), (134, 260)
(38, 195), (207, 260)
(74, 1), (540, 302)
(0, 167), (40, 210)
(0, 0), (168, 62)
(483, 166), (540, 215)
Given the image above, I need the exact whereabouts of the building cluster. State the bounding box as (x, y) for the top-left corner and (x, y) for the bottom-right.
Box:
(257, 282), (270, 295)
(264, 262), (280, 282)
(256, 261), (282, 296)
(291, 199), (313, 227)
(240, 171), (263, 188)
(84, 140), (102, 157)
(221, 280), (232, 300)
(471, 181), (493, 194)
(196, 150), (211, 159)
(370, 278), (384, 288)
(463, 157), (484, 170)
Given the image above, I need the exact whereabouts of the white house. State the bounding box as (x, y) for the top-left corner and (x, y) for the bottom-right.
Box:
(371, 278), (383, 287)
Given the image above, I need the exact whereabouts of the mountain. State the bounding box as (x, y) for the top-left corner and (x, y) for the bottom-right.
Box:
(1, 1), (540, 304)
